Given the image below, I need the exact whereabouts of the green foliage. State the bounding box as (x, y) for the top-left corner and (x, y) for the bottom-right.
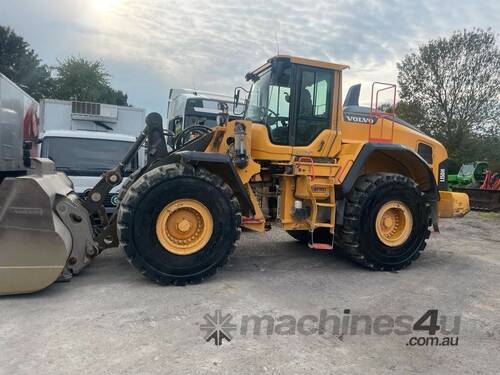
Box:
(394, 101), (425, 130)
(0, 26), (128, 105)
(397, 28), (500, 171)
(0, 26), (54, 100)
(53, 57), (128, 105)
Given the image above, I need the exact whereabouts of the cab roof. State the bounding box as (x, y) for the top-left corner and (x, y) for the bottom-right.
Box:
(247, 55), (349, 80)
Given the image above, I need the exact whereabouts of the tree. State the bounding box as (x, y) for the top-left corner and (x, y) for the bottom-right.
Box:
(0, 26), (129, 105)
(394, 101), (426, 129)
(397, 28), (500, 166)
(98, 86), (128, 106)
(378, 100), (425, 128)
(53, 57), (128, 105)
(0, 26), (54, 100)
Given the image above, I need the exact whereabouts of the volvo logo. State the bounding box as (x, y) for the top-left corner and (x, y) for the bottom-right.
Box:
(344, 113), (377, 124)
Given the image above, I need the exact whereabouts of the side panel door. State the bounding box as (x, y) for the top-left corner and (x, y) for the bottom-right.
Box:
(291, 65), (339, 158)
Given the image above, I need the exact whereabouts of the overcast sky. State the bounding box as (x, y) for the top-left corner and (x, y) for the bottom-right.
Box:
(1, 0), (499, 116)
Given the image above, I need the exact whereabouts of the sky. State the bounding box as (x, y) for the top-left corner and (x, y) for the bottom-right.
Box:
(1, 0), (499, 117)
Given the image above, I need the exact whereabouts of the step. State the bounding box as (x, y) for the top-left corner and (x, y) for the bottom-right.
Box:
(313, 223), (335, 228)
(316, 202), (335, 208)
(242, 216), (265, 224)
(308, 242), (333, 250)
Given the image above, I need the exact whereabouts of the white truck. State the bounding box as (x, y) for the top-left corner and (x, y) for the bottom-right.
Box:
(166, 88), (243, 135)
(38, 99), (145, 211)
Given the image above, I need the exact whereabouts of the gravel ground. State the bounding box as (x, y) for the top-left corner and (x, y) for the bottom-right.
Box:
(1, 211), (499, 374)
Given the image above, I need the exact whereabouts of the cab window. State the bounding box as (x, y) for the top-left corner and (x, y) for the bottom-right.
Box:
(295, 68), (333, 146)
(417, 142), (433, 164)
(266, 66), (291, 144)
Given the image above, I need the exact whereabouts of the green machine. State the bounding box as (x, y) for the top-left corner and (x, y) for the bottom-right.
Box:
(450, 161), (500, 211)
(448, 161), (488, 189)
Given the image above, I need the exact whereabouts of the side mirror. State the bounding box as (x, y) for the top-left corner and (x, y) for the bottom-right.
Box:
(233, 86), (249, 116)
(234, 88), (241, 108)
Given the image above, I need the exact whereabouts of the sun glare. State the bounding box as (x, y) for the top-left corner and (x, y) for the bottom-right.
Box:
(91, 0), (120, 13)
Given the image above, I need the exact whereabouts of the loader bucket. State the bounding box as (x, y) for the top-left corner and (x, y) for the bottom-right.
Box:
(438, 191), (470, 218)
(0, 159), (93, 295)
(453, 187), (500, 211)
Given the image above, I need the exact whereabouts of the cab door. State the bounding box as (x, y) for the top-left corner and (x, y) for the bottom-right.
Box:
(290, 65), (339, 158)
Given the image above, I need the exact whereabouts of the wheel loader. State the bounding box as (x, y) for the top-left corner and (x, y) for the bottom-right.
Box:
(0, 55), (470, 295)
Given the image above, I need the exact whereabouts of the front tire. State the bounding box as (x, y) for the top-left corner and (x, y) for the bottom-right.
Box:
(117, 164), (241, 285)
(337, 173), (430, 271)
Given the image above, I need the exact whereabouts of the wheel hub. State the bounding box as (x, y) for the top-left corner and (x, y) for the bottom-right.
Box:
(375, 200), (413, 247)
(177, 219), (192, 232)
(155, 199), (213, 255)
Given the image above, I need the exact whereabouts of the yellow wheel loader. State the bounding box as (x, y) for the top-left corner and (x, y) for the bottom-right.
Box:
(0, 56), (470, 295)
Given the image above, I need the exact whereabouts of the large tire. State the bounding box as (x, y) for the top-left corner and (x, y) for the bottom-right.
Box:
(117, 167), (145, 203)
(337, 173), (430, 271)
(117, 163), (241, 285)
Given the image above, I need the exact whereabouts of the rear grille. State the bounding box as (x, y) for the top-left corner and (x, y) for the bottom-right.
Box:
(72, 101), (101, 116)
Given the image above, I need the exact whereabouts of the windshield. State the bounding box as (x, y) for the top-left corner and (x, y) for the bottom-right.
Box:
(245, 62), (292, 144)
(41, 137), (137, 176)
(458, 163), (475, 177)
(246, 70), (272, 124)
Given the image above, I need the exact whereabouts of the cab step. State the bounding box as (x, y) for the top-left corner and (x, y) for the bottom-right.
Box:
(308, 242), (333, 250)
(308, 230), (334, 251)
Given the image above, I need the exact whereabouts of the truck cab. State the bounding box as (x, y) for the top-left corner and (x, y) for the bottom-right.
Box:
(38, 99), (146, 212)
(39, 130), (143, 210)
(166, 88), (242, 135)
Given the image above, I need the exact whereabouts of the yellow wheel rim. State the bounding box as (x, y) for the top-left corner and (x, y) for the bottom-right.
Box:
(375, 200), (413, 247)
(155, 199), (213, 255)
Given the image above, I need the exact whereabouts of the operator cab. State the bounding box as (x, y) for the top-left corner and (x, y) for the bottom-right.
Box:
(243, 56), (347, 146)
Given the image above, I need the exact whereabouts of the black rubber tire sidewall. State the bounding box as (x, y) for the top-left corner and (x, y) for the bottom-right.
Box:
(359, 181), (428, 266)
(125, 175), (238, 279)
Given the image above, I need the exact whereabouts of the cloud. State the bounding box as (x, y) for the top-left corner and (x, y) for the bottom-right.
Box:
(1, 0), (499, 113)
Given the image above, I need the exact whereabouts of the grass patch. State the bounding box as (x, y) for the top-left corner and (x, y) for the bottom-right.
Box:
(478, 211), (500, 220)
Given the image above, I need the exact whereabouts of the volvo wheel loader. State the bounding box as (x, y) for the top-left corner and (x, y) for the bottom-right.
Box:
(0, 56), (470, 295)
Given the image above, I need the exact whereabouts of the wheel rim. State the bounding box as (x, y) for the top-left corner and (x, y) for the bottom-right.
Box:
(155, 199), (213, 255)
(375, 200), (413, 247)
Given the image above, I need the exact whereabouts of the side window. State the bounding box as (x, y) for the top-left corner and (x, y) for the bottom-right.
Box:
(474, 163), (487, 181)
(417, 142), (433, 164)
(296, 68), (333, 146)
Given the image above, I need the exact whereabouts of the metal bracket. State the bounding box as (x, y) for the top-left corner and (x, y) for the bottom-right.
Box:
(55, 194), (97, 277)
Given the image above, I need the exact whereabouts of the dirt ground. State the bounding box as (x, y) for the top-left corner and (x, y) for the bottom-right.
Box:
(1, 211), (499, 374)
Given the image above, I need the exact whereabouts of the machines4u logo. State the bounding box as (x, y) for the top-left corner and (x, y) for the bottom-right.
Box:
(200, 310), (237, 346)
(200, 309), (460, 347)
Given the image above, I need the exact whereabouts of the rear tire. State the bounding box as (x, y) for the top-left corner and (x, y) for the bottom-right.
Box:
(337, 173), (430, 271)
(118, 163), (241, 285)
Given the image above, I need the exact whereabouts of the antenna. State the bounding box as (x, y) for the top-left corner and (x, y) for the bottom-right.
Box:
(192, 79), (197, 95)
(274, 30), (280, 55)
